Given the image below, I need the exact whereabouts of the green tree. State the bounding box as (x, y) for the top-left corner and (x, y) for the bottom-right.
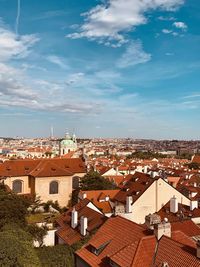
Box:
(27, 224), (48, 247)
(0, 224), (41, 267)
(80, 171), (117, 191)
(36, 245), (74, 267)
(0, 186), (30, 228)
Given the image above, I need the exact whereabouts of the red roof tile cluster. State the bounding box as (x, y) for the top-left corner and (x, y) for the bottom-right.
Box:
(76, 216), (200, 267)
(192, 155), (200, 164)
(0, 158), (86, 178)
(113, 172), (154, 204)
(171, 220), (200, 237)
(56, 198), (106, 245)
(79, 190), (120, 214)
(76, 216), (148, 266)
(157, 201), (200, 222)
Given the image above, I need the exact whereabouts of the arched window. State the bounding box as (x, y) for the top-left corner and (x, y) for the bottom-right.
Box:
(49, 181), (58, 194)
(12, 180), (23, 193)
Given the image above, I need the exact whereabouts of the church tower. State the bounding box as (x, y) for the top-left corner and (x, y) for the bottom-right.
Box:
(59, 132), (77, 156)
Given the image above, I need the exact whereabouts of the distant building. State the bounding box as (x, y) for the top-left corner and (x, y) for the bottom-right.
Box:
(59, 132), (77, 156)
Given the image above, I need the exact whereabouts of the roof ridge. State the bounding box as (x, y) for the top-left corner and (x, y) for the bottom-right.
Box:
(131, 235), (156, 267)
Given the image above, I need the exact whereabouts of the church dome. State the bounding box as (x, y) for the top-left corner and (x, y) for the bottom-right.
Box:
(60, 139), (74, 146)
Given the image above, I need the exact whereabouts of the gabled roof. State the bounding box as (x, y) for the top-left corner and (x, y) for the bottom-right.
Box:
(56, 198), (106, 246)
(0, 158), (86, 178)
(79, 190), (120, 214)
(157, 201), (200, 222)
(113, 172), (154, 204)
(29, 160), (73, 177)
(171, 220), (200, 237)
(192, 155), (200, 164)
(76, 216), (147, 266)
(154, 233), (199, 267)
(76, 216), (200, 267)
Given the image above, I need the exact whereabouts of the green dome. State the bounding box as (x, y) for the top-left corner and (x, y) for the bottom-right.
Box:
(61, 139), (75, 146)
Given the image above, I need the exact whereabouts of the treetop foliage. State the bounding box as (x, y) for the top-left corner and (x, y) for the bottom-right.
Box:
(80, 171), (117, 191)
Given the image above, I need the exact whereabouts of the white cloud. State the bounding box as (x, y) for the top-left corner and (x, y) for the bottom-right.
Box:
(158, 16), (176, 21)
(0, 27), (39, 61)
(66, 0), (184, 46)
(162, 29), (172, 34)
(173, 21), (187, 30)
(117, 41), (151, 68)
(165, 52), (174, 56)
(46, 55), (68, 69)
(0, 63), (38, 100)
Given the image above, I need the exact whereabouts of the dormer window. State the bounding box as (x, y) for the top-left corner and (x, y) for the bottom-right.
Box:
(90, 241), (110, 256)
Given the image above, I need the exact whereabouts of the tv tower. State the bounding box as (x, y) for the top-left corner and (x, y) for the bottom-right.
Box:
(50, 126), (54, 139)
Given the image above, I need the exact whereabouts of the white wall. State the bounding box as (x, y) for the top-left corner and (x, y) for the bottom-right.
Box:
(120, 178), (190, 224)
(4, 176), (30, 194)
(35, 176), (73, 207)
(34, 229), (56, 247)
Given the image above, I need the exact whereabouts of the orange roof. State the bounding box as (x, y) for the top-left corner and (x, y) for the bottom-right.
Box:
(113, 172), (154, 204)
(192, 155), (200, 164)
(157, 201), (200, 222)
(56, 198), (106, 246)
(76, 216), (200, 267)
(0, 158), (86, 178)
(76, 216), (147, 266)
(171, 220), (200, 237)
(79, 190), (120, 214)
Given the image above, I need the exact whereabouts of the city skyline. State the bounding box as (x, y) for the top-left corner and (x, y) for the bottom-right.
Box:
(0, 0), (200, 139)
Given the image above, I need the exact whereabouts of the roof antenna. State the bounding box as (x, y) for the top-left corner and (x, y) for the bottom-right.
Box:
(15, 0), (21, 36)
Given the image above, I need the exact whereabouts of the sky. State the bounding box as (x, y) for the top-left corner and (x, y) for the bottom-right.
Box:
(0, 0), (200, 139)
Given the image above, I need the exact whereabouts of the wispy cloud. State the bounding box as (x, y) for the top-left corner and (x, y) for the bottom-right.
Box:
(182, 93), (200, 99)
(158, 16), (176, 21)
(32, 10), (69, 20)
(117, 41), (151, 68)
(46, 55), (68, 69)
(0, 27), (39, 61)
(66, 0), (184, 46)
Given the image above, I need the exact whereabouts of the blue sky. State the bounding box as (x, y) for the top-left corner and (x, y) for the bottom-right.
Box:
(0, 0), (200, 139)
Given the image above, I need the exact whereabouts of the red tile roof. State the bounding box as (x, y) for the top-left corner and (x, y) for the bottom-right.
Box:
(76, 216), (147, 266)
(0, 158), (86, 178)
(56, 198), (106, 245)
(171, 220), (200, 237)
(113, 172), (154, 204)
(76, 216), (200, 267)
(157, 201), (200, 222)
(79, 190), (120, 214)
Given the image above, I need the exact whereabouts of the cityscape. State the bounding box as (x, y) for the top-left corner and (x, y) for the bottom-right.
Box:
(0, 0), (200, 267)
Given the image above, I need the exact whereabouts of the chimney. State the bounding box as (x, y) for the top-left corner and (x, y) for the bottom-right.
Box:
(82, 192), (87, 199)
(197, 240), (200, 259)
(71, 208), (78, 229)
(144, 166), (148, 173)
(126, 196), (132, 213)
(170, 196), (178, 213)
(145, 213), (161, 230)
(190, 200), (198, 211)
(80, 216), (88, 236)
(154, 221), (171, 240)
